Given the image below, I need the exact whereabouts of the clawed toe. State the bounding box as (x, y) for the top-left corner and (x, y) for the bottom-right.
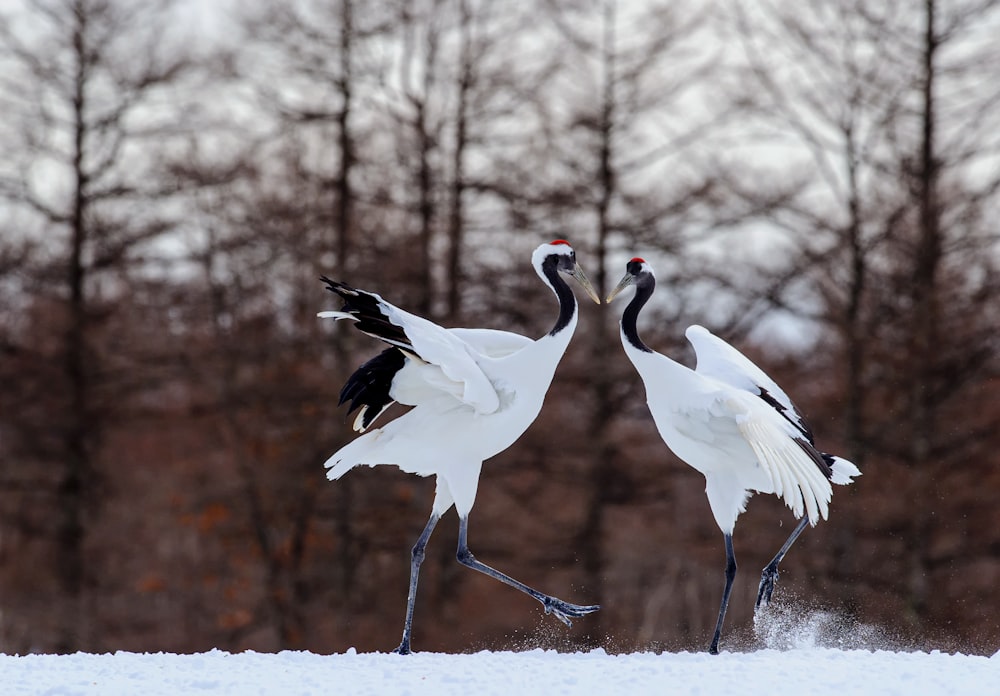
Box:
(569, 603), (601, 617)
(543, 597), (601, 626)
(755, 567), (779, 610)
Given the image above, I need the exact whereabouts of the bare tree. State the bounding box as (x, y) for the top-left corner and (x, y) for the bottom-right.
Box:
(240, 0), (396, 278)
(0, 0), (199, 651)
(494, 0), (726, 646)
(442, 0), (476, 319)
(1, 0), (997, 656)
(724, 0), (1000, 637)
(892, 0), (1000, 628)
(234, 0), (415, 645)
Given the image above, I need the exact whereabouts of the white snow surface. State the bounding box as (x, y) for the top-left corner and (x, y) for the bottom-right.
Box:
(3, 606), (997, 695)
(2, 646), (997, 695)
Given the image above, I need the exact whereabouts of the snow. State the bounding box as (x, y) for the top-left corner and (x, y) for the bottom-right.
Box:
(2, 645), (997, 696)
(2, 605), (997, 695)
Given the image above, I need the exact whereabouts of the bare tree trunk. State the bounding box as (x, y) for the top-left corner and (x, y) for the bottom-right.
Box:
(906, 0), (940, 625)
(200, 244), (294, 648)
(842, 126), (867, 469)
(400, 1), (442, 317)
(829, 123), (867, 608)
(335, 0), (355, 280)
(330, 0), (361, 608)
(446, 0), (472, 321)
(578, 0), (618, 643)
(56, 12), (92, 652)
(417, 98), (435, 316)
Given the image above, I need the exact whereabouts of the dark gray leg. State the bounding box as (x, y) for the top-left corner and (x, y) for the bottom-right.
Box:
(755, 516), (809, 610)
(455, 515), (599, 625)
(393, 512), (441, 655)
(708, 533), (737, 655)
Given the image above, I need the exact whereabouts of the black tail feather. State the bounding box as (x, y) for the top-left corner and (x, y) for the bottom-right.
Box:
(321, 277), (417, 430)
(338, 347), (407, 430)
(794, 437), (834, 480)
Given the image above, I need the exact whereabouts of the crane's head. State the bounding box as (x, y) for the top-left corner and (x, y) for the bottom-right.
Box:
(533, 240), (600, 304)
(606, 257), (655, 303)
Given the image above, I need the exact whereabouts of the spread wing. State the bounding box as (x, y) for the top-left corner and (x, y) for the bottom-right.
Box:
(320, 278), (503, 431)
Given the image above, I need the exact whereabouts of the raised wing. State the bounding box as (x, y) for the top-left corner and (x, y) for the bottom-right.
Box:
(685, 324), (815, 444)
(320, 278), (501, 421)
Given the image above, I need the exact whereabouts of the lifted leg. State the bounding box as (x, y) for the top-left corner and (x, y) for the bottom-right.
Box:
(755, 516), (809, 611)
(393, 512), (441, 655)
(709, 533), (737, 655)
(455, 516), (600, 626)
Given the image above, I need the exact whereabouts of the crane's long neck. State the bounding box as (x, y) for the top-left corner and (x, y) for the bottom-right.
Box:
(619, 275), (699, 397)
(500, 256), (578, 396)
(541, 259), (578, 337)
(621, 277), (654, 353)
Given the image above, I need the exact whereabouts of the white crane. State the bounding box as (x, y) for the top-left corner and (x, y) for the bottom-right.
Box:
(607, 258), (861, 654)
(319, 240), (601, 654)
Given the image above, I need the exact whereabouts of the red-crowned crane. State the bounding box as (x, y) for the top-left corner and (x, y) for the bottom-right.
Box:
(320, 240), (601, 654)
(607, 257), (860, 655)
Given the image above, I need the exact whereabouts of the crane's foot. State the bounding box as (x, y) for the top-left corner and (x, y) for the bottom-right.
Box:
(541, 597), (601, 627)
(392, 637), (412, 655)
(755, 565), (780, 610)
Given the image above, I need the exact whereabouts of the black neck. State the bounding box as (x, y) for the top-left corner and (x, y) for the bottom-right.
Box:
(621, 276), (654, 353)
(542, 256), (578, 336)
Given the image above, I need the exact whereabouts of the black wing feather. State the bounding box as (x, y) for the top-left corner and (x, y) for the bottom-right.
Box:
(320, 276), (413, 350)
(759, 389), (836, 481)
(322, 277), (419, 430)
(758, 387), (816, 444)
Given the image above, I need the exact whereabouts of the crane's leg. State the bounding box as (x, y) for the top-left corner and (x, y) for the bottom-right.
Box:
(455, 515), (600, 626)
(709, 533), (737, 655)
(755, 516), (809, 610)
(393, 512), (441, 655)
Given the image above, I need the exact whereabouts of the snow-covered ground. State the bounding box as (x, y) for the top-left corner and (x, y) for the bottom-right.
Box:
(2, 646), (997, 696)
(3, 608), (997, 695)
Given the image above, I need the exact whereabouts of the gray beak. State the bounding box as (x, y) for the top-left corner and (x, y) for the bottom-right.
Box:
(605, 273), (634, 303)
(570, 263), (601, 304)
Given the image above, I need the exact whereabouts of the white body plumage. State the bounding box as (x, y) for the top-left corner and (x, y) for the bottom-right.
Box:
(320, 242), (592, 517)
(625, 327), (854, 534)
(607, 257), (860, 654)
(323, 321), (572, 516)
(319, 240), (601, 654)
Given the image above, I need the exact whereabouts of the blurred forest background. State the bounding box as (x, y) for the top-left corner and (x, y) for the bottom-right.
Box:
(1, 0), (999, 655)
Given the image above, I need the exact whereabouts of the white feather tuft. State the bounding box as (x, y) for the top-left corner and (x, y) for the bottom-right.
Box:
(829, 456), (862, 485)
(318, 310), (356, 321)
